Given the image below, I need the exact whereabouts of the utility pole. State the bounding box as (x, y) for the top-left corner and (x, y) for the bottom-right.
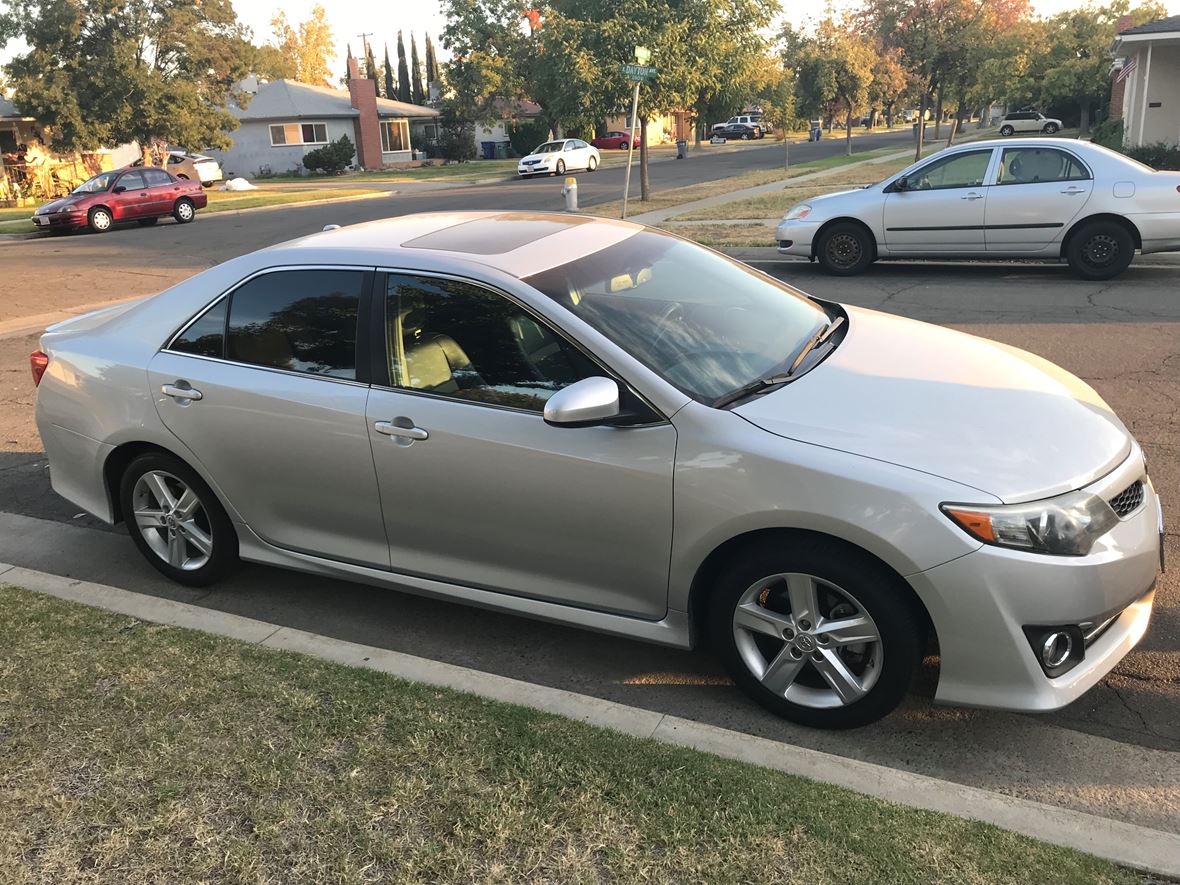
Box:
(357, 32), (374, 63)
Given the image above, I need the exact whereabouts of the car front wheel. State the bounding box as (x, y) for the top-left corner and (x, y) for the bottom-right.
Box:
(710, 540), (924, 729)
(120, 452), (239, 587)
(816, 222), (874, 275)
(173, 198), (195, 224)
(88, 207), (113, 233)
(1066, 220), (1135, 280)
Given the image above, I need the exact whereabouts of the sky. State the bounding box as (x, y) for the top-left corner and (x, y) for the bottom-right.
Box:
(2, 0), (1178, 79)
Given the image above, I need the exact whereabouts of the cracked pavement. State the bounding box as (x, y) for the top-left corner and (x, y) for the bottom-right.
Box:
(0, 172), (1177, 835)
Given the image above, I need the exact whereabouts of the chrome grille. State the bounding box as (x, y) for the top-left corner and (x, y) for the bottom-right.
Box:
(1108, 480), (1144, 518)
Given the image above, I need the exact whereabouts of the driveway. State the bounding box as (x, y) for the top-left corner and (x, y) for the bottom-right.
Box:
(0, 256), (1176, 835)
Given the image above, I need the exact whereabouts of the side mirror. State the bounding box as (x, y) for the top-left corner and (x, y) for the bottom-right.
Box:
(112, 185), (126, 194)
(543, 377), (620, 427)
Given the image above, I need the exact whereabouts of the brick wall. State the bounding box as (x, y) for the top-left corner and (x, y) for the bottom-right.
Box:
(347, 57), (383, 170)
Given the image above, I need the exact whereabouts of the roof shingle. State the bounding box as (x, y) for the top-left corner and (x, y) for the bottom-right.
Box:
(1120, 14), (1180, 35)
(234, 79), (438, 121)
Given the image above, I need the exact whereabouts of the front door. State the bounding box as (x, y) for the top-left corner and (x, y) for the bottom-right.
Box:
(367, 272), (676, 619)
(883, 148), (996, 252)
(147, 267), (391, 568)
(985, 146), (1094, 252)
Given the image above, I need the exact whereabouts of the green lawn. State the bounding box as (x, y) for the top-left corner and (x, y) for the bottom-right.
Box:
(0, 583), (1140, 884)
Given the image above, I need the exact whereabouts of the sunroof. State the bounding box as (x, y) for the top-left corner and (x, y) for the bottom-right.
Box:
(402, 214), (593, 255)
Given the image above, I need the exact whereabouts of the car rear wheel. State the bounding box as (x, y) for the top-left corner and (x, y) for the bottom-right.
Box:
(587, 156), (598, 172)
(1066, 220), (1135, 280)
(1000, 124), (1014, 136)
(88, 207), (113, 233)
(120, 452), (239, 587)
(1043, 123), (1059, 134)
(816, 222), (874, 276)
(173, 198), (195, 224)
(709, 540), (924, 729)
(137, 217), (158, 226)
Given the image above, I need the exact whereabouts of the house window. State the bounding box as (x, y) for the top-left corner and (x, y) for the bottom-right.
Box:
(380, 119), (410, 153)
(269, 123), (328, 146)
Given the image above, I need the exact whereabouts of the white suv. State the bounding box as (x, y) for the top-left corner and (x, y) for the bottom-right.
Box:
(998, 112), (1062, 136)
(712, 114), (764, 137)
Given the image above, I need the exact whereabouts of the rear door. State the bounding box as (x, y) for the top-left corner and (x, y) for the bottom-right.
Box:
(140, 167), (179, 216)
(148, 267), (391, 568)
(985, 146), (1093, 252)
(882, 148), (996, 252)
(111, 170), (151, 220)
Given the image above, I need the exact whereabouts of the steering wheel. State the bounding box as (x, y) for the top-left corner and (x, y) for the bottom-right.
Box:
(650, 302), (685, 352)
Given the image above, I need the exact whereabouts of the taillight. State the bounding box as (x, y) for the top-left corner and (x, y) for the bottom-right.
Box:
(30, 350), (49, 386)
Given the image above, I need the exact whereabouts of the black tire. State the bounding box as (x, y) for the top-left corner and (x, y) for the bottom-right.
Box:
(88, 207), (113, 233)
(173, 197), (195, 224)
(555, 159), (565, 175)
(1066, 219), (1135, 280)
(587, 155), (598, 172)
(1000, 124), (1015, 136)
(1043, 123), (1059, 134)
(815, 222), (875, 276)
(119, 452), (239, 587)
(709, 539), (924, 729)
(137, 217), (158, 226)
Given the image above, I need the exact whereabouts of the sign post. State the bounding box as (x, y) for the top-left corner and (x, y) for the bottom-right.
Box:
(621, 48), (656, 221)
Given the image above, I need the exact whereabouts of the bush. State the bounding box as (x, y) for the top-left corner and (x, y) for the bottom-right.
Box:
(1089, 118), (1124, 150)
(421, 124), (477, 162)
(1123, 141), (1180, 170)
(301, 135), (355, 174)
(507, 119), (551, 158)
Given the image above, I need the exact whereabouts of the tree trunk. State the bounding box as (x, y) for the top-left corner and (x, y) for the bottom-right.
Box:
(979, 103), (991, 129)
(1079, 102), (1091, 135)
(946, 114), (959, 146)
(915, 91), (928, 162)
(845, 106), (853, 156)
(933, 85), (943, 139)
(885, 104), (894, 128)
(639, 114), (650, 202)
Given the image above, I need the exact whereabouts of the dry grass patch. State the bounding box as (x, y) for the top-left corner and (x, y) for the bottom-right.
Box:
(663, 222), (778, 248)
(202, 188), (383, 212)
(0, 583), (1144, 885)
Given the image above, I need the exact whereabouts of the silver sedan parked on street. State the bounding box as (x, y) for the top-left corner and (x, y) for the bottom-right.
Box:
(777, 138), (1180, 279)
(33, 213), (1163, 728)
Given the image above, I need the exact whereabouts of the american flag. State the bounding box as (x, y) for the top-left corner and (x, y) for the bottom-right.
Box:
(1115, 57), (1137, 83)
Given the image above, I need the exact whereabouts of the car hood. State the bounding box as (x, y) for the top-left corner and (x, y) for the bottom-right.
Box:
(794, 187), (876, 215)
(521, 153), (555, 162)
(36, 194), (90, 214)
(734, 306), (1131, 503)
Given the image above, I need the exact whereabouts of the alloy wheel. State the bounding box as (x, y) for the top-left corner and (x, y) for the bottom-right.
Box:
(732, 572), (883, 708)
(131, 470), (213, 571)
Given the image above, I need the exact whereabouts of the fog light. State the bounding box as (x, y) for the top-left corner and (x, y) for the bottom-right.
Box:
(1041, 631), (1074, 669)
(778, 239), (794, 248)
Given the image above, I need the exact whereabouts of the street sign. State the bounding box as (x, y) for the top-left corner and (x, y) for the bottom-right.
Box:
(620, 63), (657, 81)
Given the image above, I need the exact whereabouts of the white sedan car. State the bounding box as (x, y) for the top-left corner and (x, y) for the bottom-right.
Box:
(776, 138), (1180, 279)
(517, 139), (600, 177)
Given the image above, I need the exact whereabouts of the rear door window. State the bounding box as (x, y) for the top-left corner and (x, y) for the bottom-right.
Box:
(997, 148), (1090, 185)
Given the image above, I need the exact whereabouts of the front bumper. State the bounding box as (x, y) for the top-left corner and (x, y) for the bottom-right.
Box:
(775, 218), (822, 257)
(518, 163), (551, 176)
(32, 212), (86, 230)
(908, 452), (1161, 712)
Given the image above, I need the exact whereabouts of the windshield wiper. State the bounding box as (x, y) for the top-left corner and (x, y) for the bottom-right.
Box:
(712, 315), (846, 410)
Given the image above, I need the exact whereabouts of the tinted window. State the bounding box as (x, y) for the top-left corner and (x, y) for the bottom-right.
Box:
(226, 270), (364, 379)
(118, 171), (147, 190)
(907, 150), (991, 190)
(171, 298), (227, 358)
(142, 168), (173, 186)
(386, 274), (598, 412)
(997, 148), (1089, 185)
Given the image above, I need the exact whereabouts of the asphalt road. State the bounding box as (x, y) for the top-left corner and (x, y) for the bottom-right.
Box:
(1, 130), (1178, 835)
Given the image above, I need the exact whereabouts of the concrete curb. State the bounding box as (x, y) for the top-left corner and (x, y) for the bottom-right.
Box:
(1, 560), (1178, 878)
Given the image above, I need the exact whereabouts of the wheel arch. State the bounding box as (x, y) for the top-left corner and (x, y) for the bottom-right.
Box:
(810, 216), (879, 260)
(686, 527), (936, 652)
(88, 204), (114, 220)
(1060, 213), (1142, 257)
(103, 440), (231, 526)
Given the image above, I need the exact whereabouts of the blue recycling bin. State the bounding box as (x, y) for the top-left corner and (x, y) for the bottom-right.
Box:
(480, 141), (495, 160)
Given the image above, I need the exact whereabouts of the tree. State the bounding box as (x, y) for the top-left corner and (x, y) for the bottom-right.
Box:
(425, 33), (440, 98)
(384, 44), (396, 99)
(794, 18), (876, 155)
(270, 4), (335, 87)
(344, 43), (353, 85)
(396, 31), (412, 103)
(411, 34), (426, 105)
(868, 45), (910, 127)
(1, 0), (254, 162)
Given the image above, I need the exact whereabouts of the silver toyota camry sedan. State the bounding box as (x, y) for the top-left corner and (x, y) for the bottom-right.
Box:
(32, 212), (1163, 728)
(776, 138), (1180, 279)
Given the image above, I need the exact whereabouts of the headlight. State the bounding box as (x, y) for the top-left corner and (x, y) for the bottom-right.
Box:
(941, 490), (1118, 556)
(783, 204), (811, 221)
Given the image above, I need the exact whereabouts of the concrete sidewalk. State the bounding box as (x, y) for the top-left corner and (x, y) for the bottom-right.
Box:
(2, 555), (1178, 878)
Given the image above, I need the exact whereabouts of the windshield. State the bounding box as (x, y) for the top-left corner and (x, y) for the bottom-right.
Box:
(524, 230), (829, 403)
(71, 171), (119, 194)
(533, 142), (564, 154)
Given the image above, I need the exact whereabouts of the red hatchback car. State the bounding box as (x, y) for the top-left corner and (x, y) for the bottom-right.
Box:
(32, 166), (208, 234)
(590, 130), (640, 150)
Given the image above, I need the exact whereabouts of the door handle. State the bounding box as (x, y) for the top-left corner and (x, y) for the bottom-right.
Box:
(161, 383), (202, 401)
(1061, 187), (1087, 195)
(374, 420), (428, 441)
(961, 192), (984, 201)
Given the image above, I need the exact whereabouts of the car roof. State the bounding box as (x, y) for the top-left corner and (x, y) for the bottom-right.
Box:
(267, 211), (647, 280)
